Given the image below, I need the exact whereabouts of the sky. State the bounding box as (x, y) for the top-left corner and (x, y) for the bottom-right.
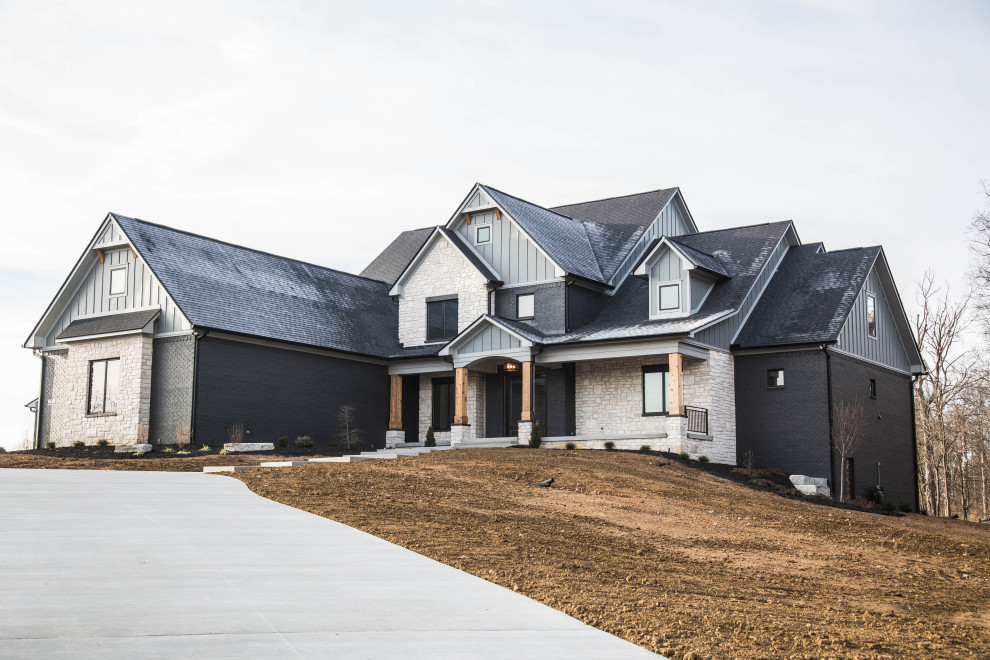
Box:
(1, 0), (988, 449)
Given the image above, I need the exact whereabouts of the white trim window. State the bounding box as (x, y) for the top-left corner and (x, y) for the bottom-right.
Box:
(109, 266), (127, 297)
(475, 225), (492, 245)
(658, 282), (680, 312)
(866, 293), (877, 339)
(516, 293), (535, 319)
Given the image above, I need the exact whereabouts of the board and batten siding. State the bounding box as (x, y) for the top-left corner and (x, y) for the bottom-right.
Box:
(453, 210), (556, 286)
(694, 235), (791, 350)
(647, 247), (689, 314)
(45, 246), (190, 346)
(609, 196), (693, 288)
(458, 324), (522, 355)
(835, 267), (911, 373)
(690, 274), (712, 311)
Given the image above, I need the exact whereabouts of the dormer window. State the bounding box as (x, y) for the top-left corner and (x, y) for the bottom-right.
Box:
(658, 283), (680, 312)
(109, 267), (127, 297)
(475, 225), (491, 245)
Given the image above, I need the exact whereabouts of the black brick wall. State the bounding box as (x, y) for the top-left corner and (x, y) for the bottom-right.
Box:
(149, 335), (195, 445)
(734, 350), (832, 479)
(828, 351), (917, 510)
(494, 282), (566, 335)
(194, 337), (388, 451)
(566, 283), (607, 331)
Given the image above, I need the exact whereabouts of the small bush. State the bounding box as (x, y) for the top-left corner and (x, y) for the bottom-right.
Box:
(97, 439), (110, 447)
(46, 441), (55, 449)
(296, 436), (314, 449)
(678, 451), (690, 460)
(348, 439), (362, 451)
(565, 442), (577, 450)
(528, 420), (542, 448)
(882, 500), (897, 512)
(698, 455), (710, 463)
(72, 440), (85, 447)
(898, 502), (912, 513)
(424, 426), (436, 447)
(639, 445), (652, 454)
(176, 450), (190, 455)
(199, 445), (211, 452)
(604, 441), (615, 451)
(277, 436), (289, 448)
(163, 447), (175, 454)
(328, 440), (340, 449)
(219, 448), (229, 455)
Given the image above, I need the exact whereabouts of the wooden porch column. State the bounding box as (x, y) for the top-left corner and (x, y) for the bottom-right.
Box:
(669, 353), (684, 416)
(453, 367), (469, 425)
(520, 360), (533, 421)
(388, 374), (403, 430)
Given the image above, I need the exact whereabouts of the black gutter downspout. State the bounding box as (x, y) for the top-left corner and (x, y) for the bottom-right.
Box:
(33, 350), (46, 450)
(824, 344), (836, 495)
(189, 329), (206, 445)
(910, 374), (921, 513)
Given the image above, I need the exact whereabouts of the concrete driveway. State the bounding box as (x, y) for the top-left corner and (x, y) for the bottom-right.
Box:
(0, 469), (661, 659)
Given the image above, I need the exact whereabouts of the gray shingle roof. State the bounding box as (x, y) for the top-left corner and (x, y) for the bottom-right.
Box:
(480, 185), (605, 284)
(112, 214), (402, 358)
(667, 238), (729, 278)
(438, 227), (502, 283)
(360, 227), (433, 284)
(734, 244), (880, 349)
(56, 309), (160, 340)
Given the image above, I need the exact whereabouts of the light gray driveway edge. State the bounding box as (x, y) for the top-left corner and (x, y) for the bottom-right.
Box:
(0, 469), (662, 659)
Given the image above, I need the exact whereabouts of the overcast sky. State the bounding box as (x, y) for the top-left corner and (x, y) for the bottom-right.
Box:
(2, 0), (988, 449)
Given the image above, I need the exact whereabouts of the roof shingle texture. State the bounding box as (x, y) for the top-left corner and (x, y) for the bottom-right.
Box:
(56, 309), (160, 340)
(734, 244), (880, 349)
(359, 227), (433, 284)
(112, 214), (401, 357)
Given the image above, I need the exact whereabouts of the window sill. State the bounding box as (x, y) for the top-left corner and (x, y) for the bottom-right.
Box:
(686, 432), (713, 441)
(86, 412), (118, 418)
(423, 339), (452, 344)
(642, 412), (669, 417)
(516, 316), (535, 321)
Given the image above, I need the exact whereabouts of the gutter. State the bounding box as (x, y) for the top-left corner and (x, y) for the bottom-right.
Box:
(190, 328), (207, 444)
(910, 374), (921, 512)
(33, 349), (46, 450)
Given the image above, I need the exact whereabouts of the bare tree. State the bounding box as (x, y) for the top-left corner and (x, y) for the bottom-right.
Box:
(968, 180), (990, 326)
(226, 422), (244, 445)
(337, 405), (363, 450)
(832, 400), (866, 502)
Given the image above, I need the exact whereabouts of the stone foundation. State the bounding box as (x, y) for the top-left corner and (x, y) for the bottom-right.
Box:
(385, 429), (405, 448)
(517, 420), (532, 445)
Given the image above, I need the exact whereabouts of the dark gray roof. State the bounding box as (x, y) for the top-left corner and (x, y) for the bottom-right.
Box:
(360, 227), (433, 284)
(112, 214), (402, 357)
(480, 185), (605, 284)
(667, 238), (729, 278)
(438, 227), (502, 283)
(56, 309), (160, 340)
(734, 244), (880, 349)
(488, 315), (546, 343)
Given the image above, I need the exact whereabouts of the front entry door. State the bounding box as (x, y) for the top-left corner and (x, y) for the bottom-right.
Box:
(503, 370), (547, 437)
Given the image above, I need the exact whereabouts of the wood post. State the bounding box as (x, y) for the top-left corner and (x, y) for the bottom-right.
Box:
(454, 367), (469, 425)
(669, 353), (683, 416)
(388, 375), (403, 430)
(521, 361), (533, 422)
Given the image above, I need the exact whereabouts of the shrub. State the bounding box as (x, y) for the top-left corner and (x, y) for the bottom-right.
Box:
(97, 439), (110, 447)
(678, 451), (690, 460)
(898, 502), (912, 513)
(277, 436), (289, 448)
(72, 440), (85, 447)
(424, 426), (436, 447)
(163, 447), (175, 453)
(328, 440), (340, 449)
(337, 405), (363, 450)
(348, 439), (362, 451)
(199, 445), (211, 452)
(639, 445), (652, 454)
(296, 436), (314, 449)
(565, 442), (577, 450)
(882, 500), (898, 512)
(604, 441), (615, 451)
(219, 448), (229, 455)
(46, 441), (55, 449)
(176, 450), (190, 455)
(528, 420), (542, 448)
(698, 455), (710, 464)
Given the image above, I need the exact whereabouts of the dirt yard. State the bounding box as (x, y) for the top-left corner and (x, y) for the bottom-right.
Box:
(4, 447), (987, 658)
(0, 445), (337, 471)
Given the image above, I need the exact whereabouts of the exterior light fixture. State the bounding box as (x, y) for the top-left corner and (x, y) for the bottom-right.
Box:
(503, 362), (520, 373)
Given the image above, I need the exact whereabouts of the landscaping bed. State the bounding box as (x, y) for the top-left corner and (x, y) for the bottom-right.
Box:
(0, 445), (343, 471)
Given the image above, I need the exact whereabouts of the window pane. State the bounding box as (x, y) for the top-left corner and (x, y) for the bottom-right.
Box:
(517, 294), (534, 318)
(443, 300), (458, 338)
(867, 295), (877, 337)
(768, 369), (784, 388)
(109, 268), (126, 295)
(104, 359), (120, 413)
(476, 226), (491, 244)
(643, 369), (668, 414)
(659, 284), (679, 311)
(88, 361), (105, 414)
(427, 302), (443, 340)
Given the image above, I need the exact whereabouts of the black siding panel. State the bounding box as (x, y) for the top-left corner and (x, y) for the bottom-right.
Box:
(401, 374), (420, 442)
(485, 373), (505, 437)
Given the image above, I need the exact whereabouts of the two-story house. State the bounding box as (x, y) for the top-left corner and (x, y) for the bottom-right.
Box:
(24, 183), (925, 508)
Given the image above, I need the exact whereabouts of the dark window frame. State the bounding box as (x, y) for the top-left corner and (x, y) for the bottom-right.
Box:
(642, 364), (670, 416)
(869, 378), (877, 399)
(87, 357), (120, 415)
(767, 368), (785, 389)
(431, 377), (455, 431)
(426, 297), (459, 342)
(475, 224), (491, 245)
(658, 283), (680, 312)
(516, 293), (535, 320)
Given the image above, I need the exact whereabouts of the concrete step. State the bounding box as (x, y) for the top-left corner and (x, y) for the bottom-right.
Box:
(308, 455), (396, 463)
(452, 439), (516, 449)
(203, 465), (259, 473)
(258, 461), (311, 467)
(393, 441), (451, 448)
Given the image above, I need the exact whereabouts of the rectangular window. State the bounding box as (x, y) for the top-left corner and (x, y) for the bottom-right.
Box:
(426, 298), (458, 341)
(767, 368), (784, 388)
(475, 225), (491, 245)
(642, 365), (670, 415)
(658, 283), (680, 311)
(109, 267), (127, 296)
(88, 358), (120, 414)
(866, 293), (877, 338)
(516, 293), (535, 319)
(431, 378), (455, 431)
(869, 378), (877, 398)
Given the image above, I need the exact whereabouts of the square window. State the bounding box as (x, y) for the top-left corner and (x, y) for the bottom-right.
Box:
(475, 225), (491, 245)
(767, 368), (784, 388)
(659, 283), (679, 311)
(109, 267), (127, 296)
(516, 293), (535, 319)
(88, 358), (120, 414)
(642, 365), (670, 414)
(869, 379), (877, 398)
(867, 293), (877, 338)
(426, 298), (458, 341)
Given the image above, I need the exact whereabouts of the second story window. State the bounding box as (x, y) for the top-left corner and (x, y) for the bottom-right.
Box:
(658, 283), (680, 312)
(475, 225), (491, 245)
(866, 293), (877, 338)
(767, 368), (784, 388)
(516, 293), (534, 319)
(109, 266), (127, 297)
(427, 297), (458, 341)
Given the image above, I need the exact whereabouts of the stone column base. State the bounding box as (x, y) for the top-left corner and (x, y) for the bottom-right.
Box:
(517, 420), (533, 446)
(450, 424), (473, 446)
(385, 429), (405, 448)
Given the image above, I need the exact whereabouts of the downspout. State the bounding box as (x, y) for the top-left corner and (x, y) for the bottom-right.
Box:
(33, 349), (46, 450)
(823, 344), (836, 494)
(910, 374), (921, 513)
(189, 329), (207, 444)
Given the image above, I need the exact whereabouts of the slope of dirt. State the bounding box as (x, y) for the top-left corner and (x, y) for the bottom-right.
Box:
(0, 447), (337, 471)
(225, 449), (990, 660)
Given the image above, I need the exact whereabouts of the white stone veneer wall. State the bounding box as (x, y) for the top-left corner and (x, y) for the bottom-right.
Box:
(398, 238), (490, 347)
(46, 334), (154, 445)
(680, 349), (736, 464)
(418, 371), (486, 442)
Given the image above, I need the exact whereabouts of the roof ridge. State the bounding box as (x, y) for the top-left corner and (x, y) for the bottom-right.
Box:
(818, 245), (882, 255)
(549, 187), (679, 209)
(110, 213), (390, 287)
(478, 185), (583, 225)
(687, 219), (793, 237)
(667, 236), (718, 258)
